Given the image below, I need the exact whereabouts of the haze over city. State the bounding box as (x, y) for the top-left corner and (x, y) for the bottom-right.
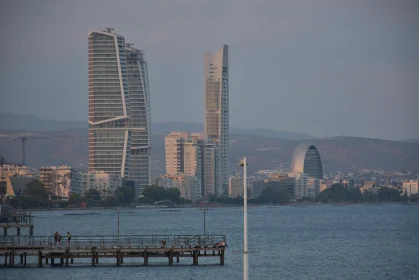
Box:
(1, 0), (418, 141)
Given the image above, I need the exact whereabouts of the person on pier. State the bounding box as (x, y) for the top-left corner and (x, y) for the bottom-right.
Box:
(67, 232), (72, 246)
(54, 231), (59, 245)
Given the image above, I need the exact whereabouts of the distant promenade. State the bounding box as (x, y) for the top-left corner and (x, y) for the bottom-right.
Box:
(0, 234), (227, 267)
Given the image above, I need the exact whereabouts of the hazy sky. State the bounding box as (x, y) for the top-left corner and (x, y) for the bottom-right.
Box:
(1, 0), (418, 140)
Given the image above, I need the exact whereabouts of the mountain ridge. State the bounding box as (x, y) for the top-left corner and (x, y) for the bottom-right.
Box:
(0, 113), (313, 140)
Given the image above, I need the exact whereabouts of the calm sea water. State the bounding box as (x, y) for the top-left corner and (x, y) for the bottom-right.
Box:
(3, 205), (419, 280)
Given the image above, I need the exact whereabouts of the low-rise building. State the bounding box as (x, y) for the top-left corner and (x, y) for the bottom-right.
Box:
(402, 180), (419, 196)
(39, 166), (73, 198)
(80, 171), (122, 198)
(228, 175), (253, 198)
(157, 174), (200, 202)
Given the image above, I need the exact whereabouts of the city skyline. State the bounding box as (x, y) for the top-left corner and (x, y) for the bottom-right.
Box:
(1, 0), (418, 141)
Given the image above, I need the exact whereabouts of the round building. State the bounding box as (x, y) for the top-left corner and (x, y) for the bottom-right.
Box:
(290, 143), (323, 179)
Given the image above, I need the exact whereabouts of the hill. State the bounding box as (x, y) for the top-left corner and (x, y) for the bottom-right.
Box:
(0, 130), (418, 176)
(0, 113), (313, 140)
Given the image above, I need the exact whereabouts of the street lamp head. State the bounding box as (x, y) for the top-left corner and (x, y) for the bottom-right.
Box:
(239, 158), (248, 167)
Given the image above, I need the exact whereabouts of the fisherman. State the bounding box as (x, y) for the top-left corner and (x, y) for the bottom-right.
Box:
(67, 232), (72, 246)
(54, 231), (59, 245)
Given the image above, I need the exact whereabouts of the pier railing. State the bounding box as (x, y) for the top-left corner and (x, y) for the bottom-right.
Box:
(0, 234), (226, 249)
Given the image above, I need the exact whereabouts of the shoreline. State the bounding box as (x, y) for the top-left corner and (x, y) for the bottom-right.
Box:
(14, 201), (419, 211)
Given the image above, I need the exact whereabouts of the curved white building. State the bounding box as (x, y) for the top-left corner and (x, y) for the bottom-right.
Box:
(290, 143), (323, 179)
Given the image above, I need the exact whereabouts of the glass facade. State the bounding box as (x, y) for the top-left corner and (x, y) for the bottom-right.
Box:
(88, 29), (151, 195)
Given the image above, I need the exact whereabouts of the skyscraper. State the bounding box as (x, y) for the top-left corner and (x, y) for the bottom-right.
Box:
(88, 28), (151, 195)
(204, 45), (229, 195)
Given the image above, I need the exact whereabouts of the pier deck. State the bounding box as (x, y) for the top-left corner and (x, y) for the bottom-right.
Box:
(0, 234), (226, 267)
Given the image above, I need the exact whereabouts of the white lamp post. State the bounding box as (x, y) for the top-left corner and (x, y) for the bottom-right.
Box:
(239, 157), (248, 280)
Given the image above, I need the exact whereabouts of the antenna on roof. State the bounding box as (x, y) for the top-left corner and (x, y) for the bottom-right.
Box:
(104, 27), (114, 33)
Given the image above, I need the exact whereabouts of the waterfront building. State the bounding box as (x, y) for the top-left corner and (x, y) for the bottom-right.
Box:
(165, 132), (190, 176)
(307, 177), (321, 198)
(156, 174), (200, 202)
(204, 45), (229, 195)
(250, 174), (295, 199)
(228, 175), (253, 198)
(88, 28), (151, 196)
(402, 180), (419, 196)
(5, 176), (37, 196)
(80, 171), (122, 198)
(290, 143), (323, 179)
(39, 166), (73, 198)
(164, 132), (218, 198)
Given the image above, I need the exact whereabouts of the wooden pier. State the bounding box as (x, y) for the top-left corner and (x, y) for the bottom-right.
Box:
(0, 234), (226, 267)
(0, 208), (34, 236)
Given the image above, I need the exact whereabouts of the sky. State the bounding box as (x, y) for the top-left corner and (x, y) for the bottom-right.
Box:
(0, 0), (418, 141)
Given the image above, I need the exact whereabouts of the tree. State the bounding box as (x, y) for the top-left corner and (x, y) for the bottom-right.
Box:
(68, 193), (81, 205)
(104, 196), (120, 207)
(26, 180), (49, 199)
(83, 189), (101, 206)
(258, 188), (289, 204)
(318, 183), (348, 203)
(8, 180), (52, 209)
(115, 192), (125, 205)
(141, 185), (182, 204)
(114, 187), (136, 204)
(378, 187), (401, 202)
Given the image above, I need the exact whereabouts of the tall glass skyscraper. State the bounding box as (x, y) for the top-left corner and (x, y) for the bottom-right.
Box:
(204, 45), (229, 195)
(88, 28), (151, 195)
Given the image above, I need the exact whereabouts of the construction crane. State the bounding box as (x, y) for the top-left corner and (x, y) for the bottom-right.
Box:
(12, 136), (38, 166)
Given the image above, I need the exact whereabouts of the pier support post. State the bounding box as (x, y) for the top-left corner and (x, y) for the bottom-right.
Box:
(65, 248), (69, 267)
(71, 258), (74, 264)
(220, 249), (225, 265)
(176, 254), (180, 263)
(45, 256), (49, 264)
(10, 251), (14, 267)
(17, 228), (21, 236)
(116, 250), (121, 266)
(168, 249), (173, 266)
(20, 254), (23, 264)
(193, 250), (198, 265)
(143, 249), (148, 266)
(24, 252), (27, 266)
(51, 257), (55, 266)
(37, 251), (42, 267)
(4, 252), (7, 267)
(60, 258), (64, 266)
(91, 249), (96, 266)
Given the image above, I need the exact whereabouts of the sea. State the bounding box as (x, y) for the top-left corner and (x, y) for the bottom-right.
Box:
(3, 204), (419, 280)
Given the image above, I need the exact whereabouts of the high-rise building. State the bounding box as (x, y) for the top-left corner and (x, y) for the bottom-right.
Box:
(88, 28), (151, 196)
(164, 132), (189, 176)
(204, 45), (229, 195)
(164, 132), (220, 198)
